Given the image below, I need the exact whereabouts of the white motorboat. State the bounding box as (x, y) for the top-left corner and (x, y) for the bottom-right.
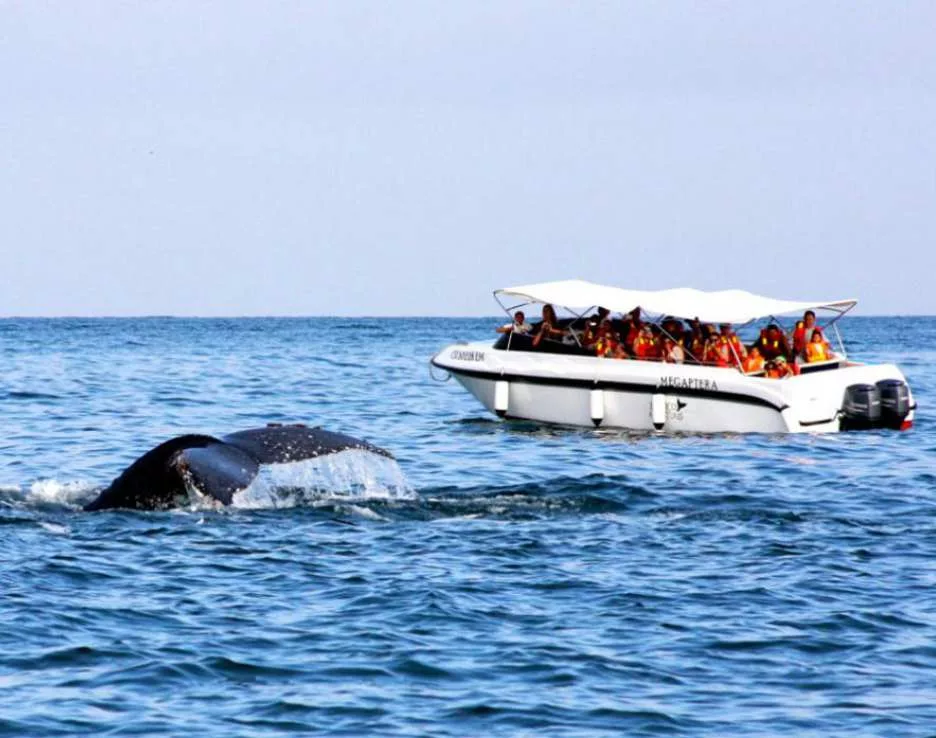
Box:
(431, 280), (915, 434)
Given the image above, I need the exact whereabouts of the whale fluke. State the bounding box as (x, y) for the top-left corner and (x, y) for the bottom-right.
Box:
(83, 425), (393, 511)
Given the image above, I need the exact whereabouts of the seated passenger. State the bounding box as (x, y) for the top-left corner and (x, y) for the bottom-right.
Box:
(632, 324), (660, 360)
(791, 320), (807, 357)
(765, 356), (794, 379)
(662, 336), (685, 364)
(741, 346), (765, 374)
(720, 323), (747, 361)
(685, 318), (706, 364)
(532, 304), (565, 348)
(803, 309), (819, 335)
(580, 307), (610, 349)
(623, 307), (643, 346)
(594, 320), (627, 359)
(661, 316), (685, 345)
(756, 323), (790, 361)
(706, 333), (736, 368)
(805, 329), (834, 363)
(701, 324), (722, 365)
(496, 310), (533, 335)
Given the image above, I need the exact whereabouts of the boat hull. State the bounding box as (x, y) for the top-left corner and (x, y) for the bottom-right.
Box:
(432, 342), (914, 434)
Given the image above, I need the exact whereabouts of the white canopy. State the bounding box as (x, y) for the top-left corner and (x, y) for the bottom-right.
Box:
(495, 280), (856, 324)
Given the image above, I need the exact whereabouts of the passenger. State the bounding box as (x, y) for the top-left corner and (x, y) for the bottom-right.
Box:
(581, 317), (600, 348)
(765, 356), (794, 379)
(632, 324), (660, 360)
(532, 304), (565, 348)
(496, 310), (533, 335)
(805, 329), (834, 363)
(756, 323), (790, 361)
(803, 310), (819, 334)
(719, 323), (747, 361)
(707, 333), (735, 368)
(741, 346), (765, 374)
(791, 320), (807, 357)
(701, 324), (721, 365)
(624, 307), (643, 346)
(685, 318), (706, 364)
(581, 307), (611, 348)
(594, 320), (627, 359)
(661, 316), (685, 345)
(662, 336), (685, 364)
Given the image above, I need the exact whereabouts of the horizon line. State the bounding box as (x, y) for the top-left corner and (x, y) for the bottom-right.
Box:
(1, 312), (934, 320)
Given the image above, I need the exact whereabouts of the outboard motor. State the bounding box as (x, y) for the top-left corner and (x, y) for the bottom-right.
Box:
(876, 379), (911, 430)
(840, 383), (881, 431)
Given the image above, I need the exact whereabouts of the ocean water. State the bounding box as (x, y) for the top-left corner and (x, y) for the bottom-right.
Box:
(1, 316), (934, 737)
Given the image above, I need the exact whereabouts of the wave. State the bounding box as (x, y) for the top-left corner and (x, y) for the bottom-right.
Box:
(3, 390), (62, 401)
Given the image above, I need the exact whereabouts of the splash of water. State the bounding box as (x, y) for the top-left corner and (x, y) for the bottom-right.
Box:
(25, 480), (96, 510)
(229, 449), (414, 510)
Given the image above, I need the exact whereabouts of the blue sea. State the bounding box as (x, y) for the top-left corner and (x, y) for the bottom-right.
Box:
(1, 317), (934, 737)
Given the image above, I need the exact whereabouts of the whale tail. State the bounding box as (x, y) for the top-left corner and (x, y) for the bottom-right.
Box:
(84, 425), (394, 511)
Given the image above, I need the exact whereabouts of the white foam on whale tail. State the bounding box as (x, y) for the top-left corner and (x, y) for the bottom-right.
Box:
(229, 449), (414, 510)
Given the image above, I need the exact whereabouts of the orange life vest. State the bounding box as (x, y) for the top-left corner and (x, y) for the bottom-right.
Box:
(704, 337), (733, 367)
(742, 354), (765, 373)
(626, 323), (642, 346)
(806, 342), (829, 363)
(595, 336), (618, 358)
(792, 322), (806, 354)
(687, 335), (705, 361)
(633, 336), (658, 360)
(717, 338), (734, 367)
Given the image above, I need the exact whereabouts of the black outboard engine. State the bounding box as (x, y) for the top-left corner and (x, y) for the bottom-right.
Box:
(876, 379), (912, 430)
(840, 383), (881, 431)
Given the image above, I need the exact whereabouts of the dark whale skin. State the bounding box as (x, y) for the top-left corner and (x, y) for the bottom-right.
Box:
(83, 425), (392, 511)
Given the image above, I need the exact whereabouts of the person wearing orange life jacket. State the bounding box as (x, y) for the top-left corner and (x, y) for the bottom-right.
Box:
(623, 307), (643, 347)
(791, 320), (807, 357)
(700, 324), (719, 363)
(803, 309), (819, 334)
(757, 323), (790, 361)
(741, 346), (766, 374)
(632, 325), (660, 360)
(707, 335), (735, 367)
(801, 309), (831, 352)
(685, 318), (706, 364)
(765, 355), (794, 379)
(581, 307), (611, 349)
(805, 329), (834, 363)
(594, 320), (627, 359)
(719, 323), (746, 363)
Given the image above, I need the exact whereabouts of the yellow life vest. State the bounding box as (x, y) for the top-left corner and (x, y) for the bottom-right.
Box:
(806, 342), (829, 363)
(595, 337), (616, 357)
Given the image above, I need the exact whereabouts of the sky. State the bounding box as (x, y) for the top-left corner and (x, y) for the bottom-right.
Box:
(1, 1), (934, 316)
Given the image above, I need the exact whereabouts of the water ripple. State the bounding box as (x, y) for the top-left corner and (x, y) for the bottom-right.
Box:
(0, 317), (935, 735)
